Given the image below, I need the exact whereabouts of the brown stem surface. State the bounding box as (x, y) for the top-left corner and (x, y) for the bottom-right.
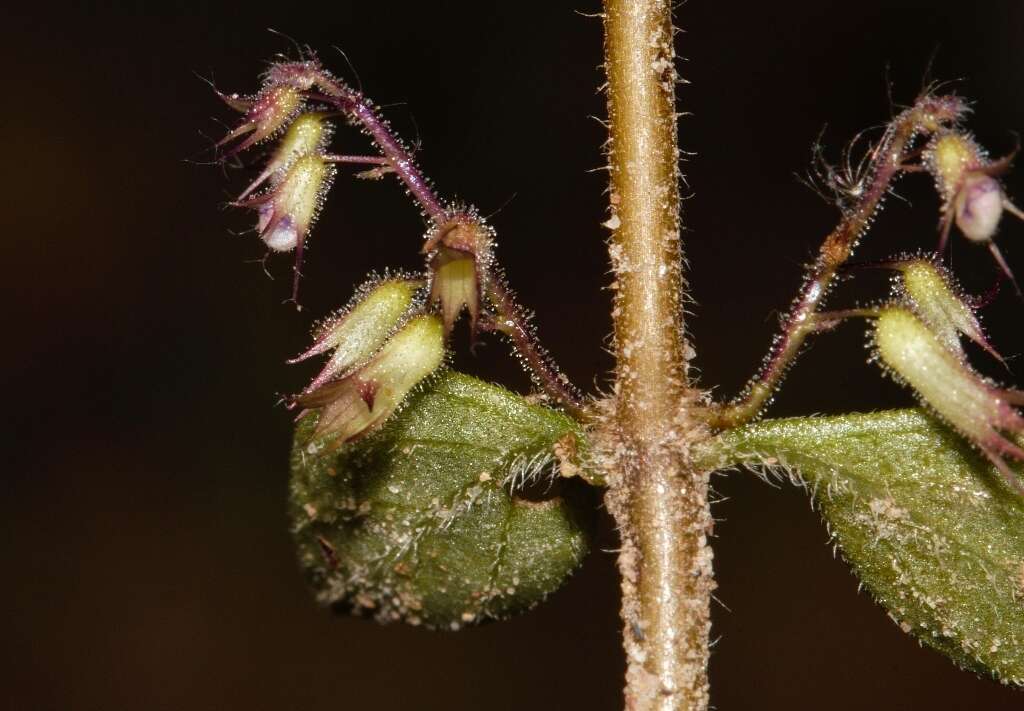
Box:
(601, 2), (712, 710)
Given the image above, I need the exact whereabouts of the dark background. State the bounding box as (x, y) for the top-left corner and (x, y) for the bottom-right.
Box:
(6, 1), (1024, 709)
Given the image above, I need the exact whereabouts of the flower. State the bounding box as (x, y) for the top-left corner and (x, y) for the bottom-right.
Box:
(924, 131), (1024, 290)
(955, 174), (1007, 243)
(236, 154), (335, 253)
(296, 314), (446, 445)
(423, 213), (494, 337)
(872, 306), (1024, 491)
(289, 278), (423, 395)
(233, 153), (335, 300)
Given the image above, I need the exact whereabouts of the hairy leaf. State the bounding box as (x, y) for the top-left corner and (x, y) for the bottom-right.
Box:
(290, 371), (592, 630)
(696, 409), (1024, 685)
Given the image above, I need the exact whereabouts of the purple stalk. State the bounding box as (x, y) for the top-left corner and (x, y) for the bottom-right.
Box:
(310, 70), (585, 413)
(310, 80), (447, 223)
(485, 276), (586, 418)
(710, 93), (967, 429)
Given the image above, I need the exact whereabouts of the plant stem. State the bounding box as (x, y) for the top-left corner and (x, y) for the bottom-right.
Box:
(602, 3), (712, 710)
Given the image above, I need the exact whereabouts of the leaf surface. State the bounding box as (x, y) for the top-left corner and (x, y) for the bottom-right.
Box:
(290, 371), (591, 629)
(697, 408), (1024, 685)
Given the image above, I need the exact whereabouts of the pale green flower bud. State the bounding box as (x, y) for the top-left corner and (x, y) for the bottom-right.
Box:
(873, 307), (1024, 491)
(297, 315), (446, 445)
(238, 112), (331, 200)
(927, 132), (984, 205)
(894, 259), (1001, 361)
(289, 278), (424, 394)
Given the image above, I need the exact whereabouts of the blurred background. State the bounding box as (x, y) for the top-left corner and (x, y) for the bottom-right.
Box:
(5, 1), (1024, 709)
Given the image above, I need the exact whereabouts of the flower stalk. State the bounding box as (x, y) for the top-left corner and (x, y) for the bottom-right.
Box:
(709, 93), (968, 430)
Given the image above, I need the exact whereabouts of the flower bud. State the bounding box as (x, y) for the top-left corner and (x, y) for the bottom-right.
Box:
(238, 112), (331, 200)
(237, 154), (335, 253)
(423, 214), (494, 337)
(893, 259), (1001, 361)
(926, 131), (983, 204)
(297, 315), (446, 445)
(873, 306), (1024, 490)
(954, 173), (1006, 244)
(216, 84), (304, 157)
(289, 278), (423, 394)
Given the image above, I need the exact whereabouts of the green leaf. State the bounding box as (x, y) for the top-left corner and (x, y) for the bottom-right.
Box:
(290, 371), (592, 630)
(696, 409), (1024, 686)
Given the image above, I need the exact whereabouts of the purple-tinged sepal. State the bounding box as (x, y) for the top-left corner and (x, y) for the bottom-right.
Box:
(908, 93), (970, 133)
(216, 83), (305, 158)
(262, 60), (325, 92)
(214, 89), (253, 113)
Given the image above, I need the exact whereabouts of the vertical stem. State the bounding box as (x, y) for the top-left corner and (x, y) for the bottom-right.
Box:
(602, 2), (713, 710)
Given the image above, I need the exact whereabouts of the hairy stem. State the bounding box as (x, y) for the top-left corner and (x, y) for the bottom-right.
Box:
(709, 93), (966, 429)
(485, 277), (586, 418)
(601, 3), (712, 710)
(314, 81), (447, 222)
